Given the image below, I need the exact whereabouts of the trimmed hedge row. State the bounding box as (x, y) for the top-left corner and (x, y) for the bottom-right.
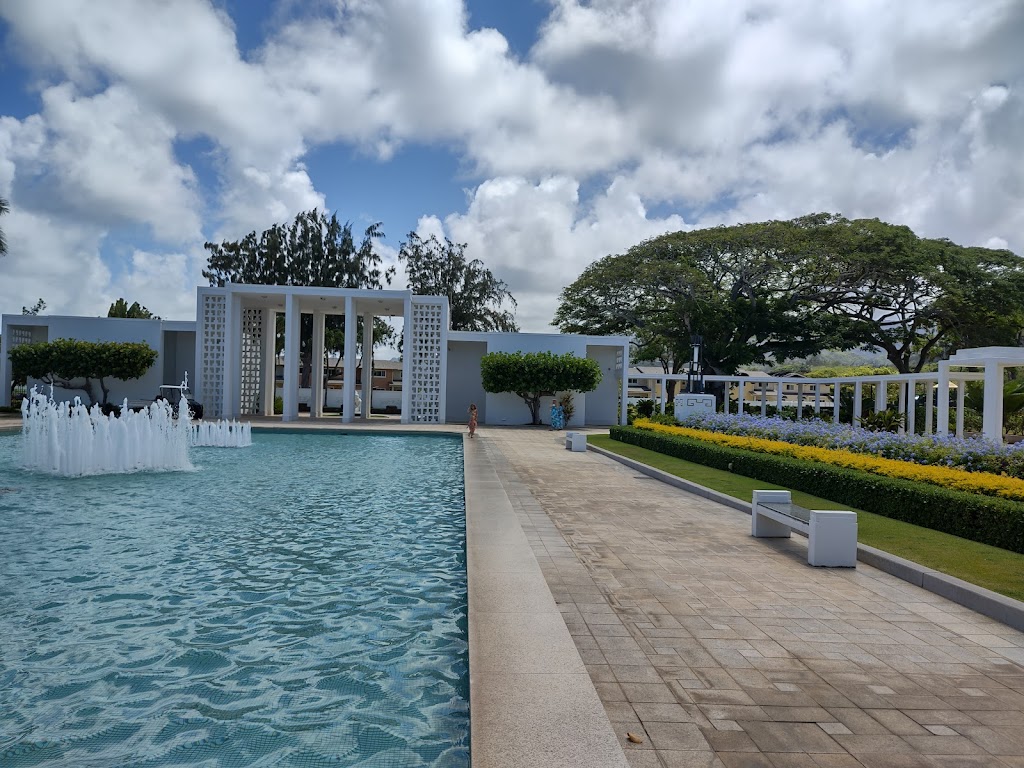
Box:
(611, 425), (1024, 554)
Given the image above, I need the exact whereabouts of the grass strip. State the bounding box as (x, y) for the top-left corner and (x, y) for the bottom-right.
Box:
(590, 434), (1024, 602)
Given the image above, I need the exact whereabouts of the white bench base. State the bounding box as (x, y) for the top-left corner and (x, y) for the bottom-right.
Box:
(752, 490), (857, 568)
(565, 431), (587, 451)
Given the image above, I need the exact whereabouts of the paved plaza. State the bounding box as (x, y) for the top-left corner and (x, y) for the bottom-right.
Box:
(482, 427), (1024, 768)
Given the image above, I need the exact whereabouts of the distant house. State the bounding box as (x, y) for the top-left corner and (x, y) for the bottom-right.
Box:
(736, 371), (834, 407)
(276, 358), (404, 392)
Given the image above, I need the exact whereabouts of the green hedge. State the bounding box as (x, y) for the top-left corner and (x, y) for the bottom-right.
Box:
(610, 425), (1024, 554)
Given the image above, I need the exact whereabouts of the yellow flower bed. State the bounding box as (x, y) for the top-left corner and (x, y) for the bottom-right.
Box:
(633, 419), (1024, 502)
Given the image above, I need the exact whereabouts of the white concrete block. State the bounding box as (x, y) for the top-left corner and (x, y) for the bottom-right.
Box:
(808, 510), (858, 567)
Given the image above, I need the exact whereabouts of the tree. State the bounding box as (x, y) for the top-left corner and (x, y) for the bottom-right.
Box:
(0, 197), (8, 258)
(555, 219), (846, 377)
(805, 218), (1024, 371)
(9, 339), (157, 406)
(480, 351), (602, 425)
(556, 214), (1024, 376)
(399, 232), (518, 331)
(204, 209), (395, 386)
(22, 298), (46, 315)
(108, 298), (158, 319)
(203, 209), (392, 289)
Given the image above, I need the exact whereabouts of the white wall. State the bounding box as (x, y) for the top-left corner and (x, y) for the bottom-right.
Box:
(1, 315), (202, 407)
(446, 341), (487, 423)
(446, 331), (626, 426)
(586, 345), (621, 426)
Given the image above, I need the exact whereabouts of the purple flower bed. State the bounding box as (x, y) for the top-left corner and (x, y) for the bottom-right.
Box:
(676, 412), (1024, 478)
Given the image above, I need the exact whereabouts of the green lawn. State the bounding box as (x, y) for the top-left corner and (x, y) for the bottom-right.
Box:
(590, 433), (1024, 602)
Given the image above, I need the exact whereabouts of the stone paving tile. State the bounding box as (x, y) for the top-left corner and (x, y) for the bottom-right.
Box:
(480, 429), (1024, 767)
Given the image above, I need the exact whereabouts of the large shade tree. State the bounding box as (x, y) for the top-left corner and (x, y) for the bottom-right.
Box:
(204, 209), (395, 386)
(555, 218), (847, 381)
(399, 232), (518, 332)
(806, 216), (1024, 371)
(556, 214), (1024, 376)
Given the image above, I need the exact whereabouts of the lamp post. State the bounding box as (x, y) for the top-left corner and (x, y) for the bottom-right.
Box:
(687, 334), (704, 394)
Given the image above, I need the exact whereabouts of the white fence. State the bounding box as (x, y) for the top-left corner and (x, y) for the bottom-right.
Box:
(630, 372), (987, 438)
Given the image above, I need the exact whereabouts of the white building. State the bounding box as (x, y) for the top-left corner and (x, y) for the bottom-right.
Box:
(2, 283), (631, 427)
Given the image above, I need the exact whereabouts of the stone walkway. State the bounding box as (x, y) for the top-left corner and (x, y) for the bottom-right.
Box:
(482, 427), (1024, 768)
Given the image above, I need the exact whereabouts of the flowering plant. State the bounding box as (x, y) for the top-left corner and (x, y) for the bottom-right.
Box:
(668, 412), (1024, 479)
(633, 419), (1024, 501)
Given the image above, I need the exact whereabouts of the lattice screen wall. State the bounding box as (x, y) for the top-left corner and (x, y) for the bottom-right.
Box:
(199, 293), (226, 419)
(8, 327), (33, 348)
(239, 308), (264, 415)
(406, 300), (444, 422)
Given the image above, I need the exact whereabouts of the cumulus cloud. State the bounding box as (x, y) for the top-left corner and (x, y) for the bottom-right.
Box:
(0, 0), (1021, 332)
(430, 175), (685, 331)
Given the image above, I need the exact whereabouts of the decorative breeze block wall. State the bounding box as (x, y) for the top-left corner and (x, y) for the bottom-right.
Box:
(239, 308), (264, 415)
(407, 300), (444, 422)
(199, 293), (226, 419)
(8, 327), (33, 349)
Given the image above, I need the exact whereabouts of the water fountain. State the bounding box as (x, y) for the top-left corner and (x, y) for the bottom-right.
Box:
(20, 372), (253, 476)
(191, 419), (252, 447)
(21, 387), (193, 476)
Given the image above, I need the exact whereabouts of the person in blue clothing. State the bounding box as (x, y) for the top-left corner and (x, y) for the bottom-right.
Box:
(549, 398), (565, 430)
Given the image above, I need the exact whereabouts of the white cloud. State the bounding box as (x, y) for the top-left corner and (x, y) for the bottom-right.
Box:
(0, 0), (1021, 336)
(435, 175), (685, 331)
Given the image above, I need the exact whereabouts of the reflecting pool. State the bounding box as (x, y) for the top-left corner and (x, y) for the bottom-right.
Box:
(0, 432), (468, 767)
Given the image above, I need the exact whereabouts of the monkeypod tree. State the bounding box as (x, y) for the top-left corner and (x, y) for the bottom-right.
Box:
(8, 339), (157, 406)
(480, 351), (602, 425)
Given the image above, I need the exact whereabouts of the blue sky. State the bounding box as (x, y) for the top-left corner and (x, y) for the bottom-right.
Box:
(0, 1), (1021, 332)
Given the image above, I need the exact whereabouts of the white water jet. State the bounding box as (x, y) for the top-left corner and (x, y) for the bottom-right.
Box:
(191, 419), (252, 447)
(20, 388), (193, 476)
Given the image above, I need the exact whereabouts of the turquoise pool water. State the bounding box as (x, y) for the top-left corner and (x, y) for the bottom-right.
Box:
(0, 432), (469, 767)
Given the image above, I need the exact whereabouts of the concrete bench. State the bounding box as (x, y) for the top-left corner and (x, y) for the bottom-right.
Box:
(565, 431), (587, 452)
(751, 490), (857, 567)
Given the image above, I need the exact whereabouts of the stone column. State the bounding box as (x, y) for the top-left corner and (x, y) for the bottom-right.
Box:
(936, 361), (950, 435)
(853, 381), (863, 426)
(343, 296), (356, 424)
(261, 310), (276, 416)
(282, 294), (300, 423)
(983, 363), (1004, 442)
(311, 310), (326, 419)
(361, 312), (374, 419)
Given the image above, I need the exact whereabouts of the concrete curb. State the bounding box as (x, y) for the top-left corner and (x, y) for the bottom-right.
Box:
(588, 442), (1024, 633)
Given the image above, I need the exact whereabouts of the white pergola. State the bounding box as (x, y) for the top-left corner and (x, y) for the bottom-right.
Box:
(938, 347), (1024, 442)
(195, 284), (448, 424)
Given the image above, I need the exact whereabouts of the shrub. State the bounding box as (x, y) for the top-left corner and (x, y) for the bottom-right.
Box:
(674, 411), (1024, 479)
(635, 399), (657, 418)
(610, 426), (1024, 554)
(635, 419), (1024, 501)
(274, 396), (283, 414)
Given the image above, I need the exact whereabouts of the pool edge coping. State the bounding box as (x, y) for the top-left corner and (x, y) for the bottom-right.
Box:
(463, 433), (630, 768)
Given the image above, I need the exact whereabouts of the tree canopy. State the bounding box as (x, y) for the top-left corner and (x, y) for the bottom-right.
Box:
(480, 351), (602, 425)
(22, 298), (46, 315)
(555, 214), (1024, 374)
(399, 232), (518, 332)
(108, 298), (158, 319)
(9, 339), (157, 405)
(204, 209), (395, 385)
(203, 209), (392, 289)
